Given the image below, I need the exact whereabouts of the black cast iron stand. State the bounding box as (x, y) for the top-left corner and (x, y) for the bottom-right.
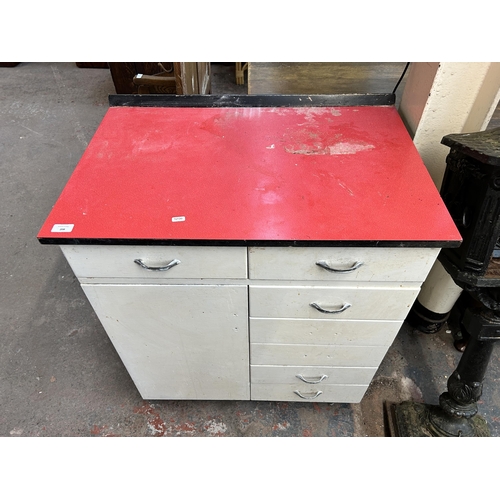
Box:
(389, 127), (500, 437)
(391, 293), (496, 437)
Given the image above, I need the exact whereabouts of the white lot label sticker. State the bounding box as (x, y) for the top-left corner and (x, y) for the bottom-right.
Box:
(172, 216), (185, 222)
(51, 224), (74, 233)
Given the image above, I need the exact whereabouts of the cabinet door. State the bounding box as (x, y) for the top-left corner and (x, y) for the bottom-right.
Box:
(81, 284), (249, 400)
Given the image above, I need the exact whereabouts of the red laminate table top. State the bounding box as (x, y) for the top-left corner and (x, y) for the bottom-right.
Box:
(38, 104), (461, 246)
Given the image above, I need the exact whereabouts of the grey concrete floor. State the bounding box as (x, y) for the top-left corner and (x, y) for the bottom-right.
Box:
(1, 62), (500, 437)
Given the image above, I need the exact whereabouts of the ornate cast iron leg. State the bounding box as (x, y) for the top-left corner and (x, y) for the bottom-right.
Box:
(426, 315), (494, 436)
(390, 306), (495, 437)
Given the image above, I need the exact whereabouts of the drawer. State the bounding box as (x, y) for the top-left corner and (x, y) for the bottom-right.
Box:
(248, 247), (439, 282)
(249, 285), (420, 320)
(251, 383), (369, 403)
(60, 245), (247, 279)
(250, 318), (403, 346)
(251, 365), (377, 385)
(250, 343), (389, 367)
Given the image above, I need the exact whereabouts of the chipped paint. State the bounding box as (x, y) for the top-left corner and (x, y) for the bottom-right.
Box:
(166, 421), (197, 436)
(285, 142), (374, 156)
(294, 107), (341, 123)
(329, 142), (374, 155)
(272, 421), (290, 431)
(134, 401), (167, 436)
(203, 419), (227, 436)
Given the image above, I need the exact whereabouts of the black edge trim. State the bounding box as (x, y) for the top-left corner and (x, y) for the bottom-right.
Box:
(108, 93), (396, 108)
(411, 299), (450, 323)
(38, 238), (461, 248)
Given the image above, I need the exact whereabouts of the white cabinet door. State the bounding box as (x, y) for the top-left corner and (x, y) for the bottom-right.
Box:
(82, 284), (249, 400)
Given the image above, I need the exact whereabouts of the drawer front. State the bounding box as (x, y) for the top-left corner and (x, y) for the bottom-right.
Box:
(250, 318), (403, 346)
(251, 365), (377, 385)
(248, 247), (439, 282)
(250, 343), (389, 367)
(249, 285), (420, 320)
(251, 383), (369, 403)
(60, 245), (247, 279)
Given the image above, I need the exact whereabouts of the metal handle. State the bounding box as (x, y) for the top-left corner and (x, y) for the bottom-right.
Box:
(134, 258), (181, 271)
(310, 302), (351, 314)
(316, 260), (363, 273)
(296, 374), (328, 384)
(293, 390), (323, 400)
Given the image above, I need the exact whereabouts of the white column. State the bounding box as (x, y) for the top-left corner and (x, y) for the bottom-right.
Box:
(399, 62), (500, 326)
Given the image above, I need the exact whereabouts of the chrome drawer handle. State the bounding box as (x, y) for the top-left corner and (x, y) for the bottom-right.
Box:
(134, 258), (181, 271)
(294, 390), (323, 400)
(316, 260), (363, 273)
(310, 302), (351, 314)
(296, 374), (328, 384)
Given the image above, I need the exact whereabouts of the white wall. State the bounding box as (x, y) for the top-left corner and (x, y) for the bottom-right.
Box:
(399, 62), (500, 189)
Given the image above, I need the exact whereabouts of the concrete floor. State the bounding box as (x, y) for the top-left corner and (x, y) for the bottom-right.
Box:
(1, 62), (500, 437)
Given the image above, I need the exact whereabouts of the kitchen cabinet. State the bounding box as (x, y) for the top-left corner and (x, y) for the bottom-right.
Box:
(38, 94), (461, 403)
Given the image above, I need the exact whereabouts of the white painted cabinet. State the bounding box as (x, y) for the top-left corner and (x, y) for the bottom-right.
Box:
(38, 101), (460, 404)
(60, 244), (440, 403)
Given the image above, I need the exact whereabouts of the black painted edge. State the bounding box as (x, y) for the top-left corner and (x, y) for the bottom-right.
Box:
(439, 255), (500, 287)
(38, 238), (461, 248)
(108, 93), (396, 108)
(441, 128), (500, 167)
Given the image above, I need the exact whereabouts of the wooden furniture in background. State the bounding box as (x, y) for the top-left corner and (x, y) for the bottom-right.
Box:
(109, 62), (211, 95)
(248, 62), (407, 95)
(235, 62), (248, 84)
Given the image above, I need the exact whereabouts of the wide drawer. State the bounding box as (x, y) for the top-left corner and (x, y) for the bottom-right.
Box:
(248, 247), (439, 282)
(251, 365), (378, 385)
(60, 245), (247, 279)
(249, 285), (420, 320)
(251, 383), (369, 403)
(250, 343), (389, 367)
(250, 318), (403, 346)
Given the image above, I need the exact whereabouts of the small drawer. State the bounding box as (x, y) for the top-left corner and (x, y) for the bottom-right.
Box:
(251, 365), (377, 385)
(250, 318), (403, 346)
(250, 343), (389, 367)
(248, 247), (439, 282)
(249, 285), (420, 320)
(60, 245), (247, 279)
(251, 383), (369, 403)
